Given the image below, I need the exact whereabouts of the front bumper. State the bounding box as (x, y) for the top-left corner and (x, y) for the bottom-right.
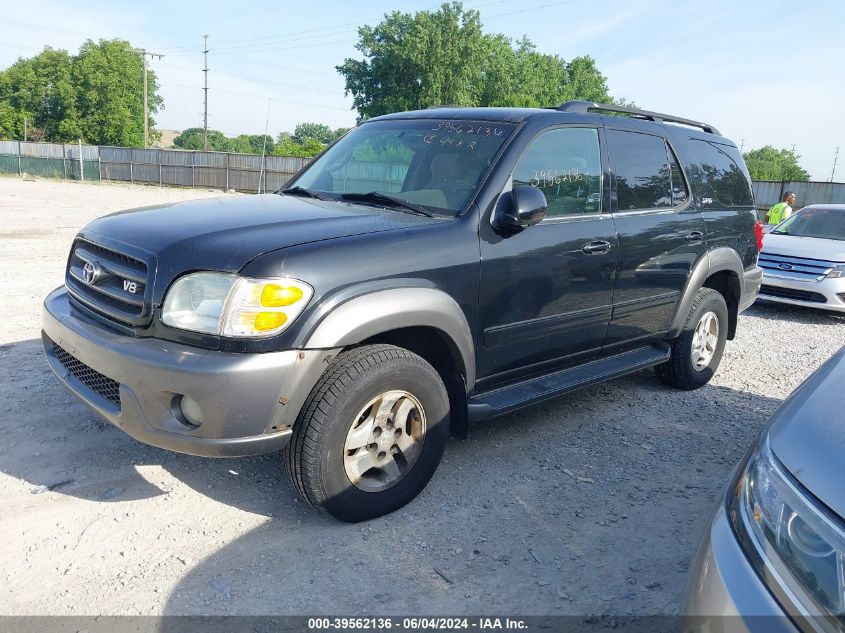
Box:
(683, 504), (797, 632)
(757, 273), (845, 313)
(42, 287), (336, 457)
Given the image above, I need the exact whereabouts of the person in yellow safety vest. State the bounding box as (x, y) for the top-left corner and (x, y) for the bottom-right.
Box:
(766, 191), (796, 225)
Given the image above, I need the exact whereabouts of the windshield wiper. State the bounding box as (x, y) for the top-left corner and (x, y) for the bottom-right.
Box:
(280, 186), (328, 200)
(340, 191), (436, 218)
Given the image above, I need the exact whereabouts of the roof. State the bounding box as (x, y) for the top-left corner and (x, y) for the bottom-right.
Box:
(368, 103), (731, 144)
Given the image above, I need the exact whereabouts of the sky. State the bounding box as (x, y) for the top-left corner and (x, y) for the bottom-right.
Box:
(0, 0), (843, 180)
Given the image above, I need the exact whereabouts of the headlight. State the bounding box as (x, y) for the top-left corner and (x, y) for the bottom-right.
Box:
(826, 264), (845, 279)
(161, 272), (313, 338)
(732, 437), (845, 623)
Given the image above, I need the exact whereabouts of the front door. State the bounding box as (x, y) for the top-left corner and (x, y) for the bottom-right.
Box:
(477, 126), (617, 385)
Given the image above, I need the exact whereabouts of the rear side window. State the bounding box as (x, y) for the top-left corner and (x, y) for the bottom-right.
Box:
(688, 140), (754, 207)
(512, 127), (603, 218)
(607, 130), (672, 211)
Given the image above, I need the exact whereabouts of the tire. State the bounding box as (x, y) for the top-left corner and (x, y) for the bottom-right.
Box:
(285, 344), (450, 522)
(655, 288), (728, 390)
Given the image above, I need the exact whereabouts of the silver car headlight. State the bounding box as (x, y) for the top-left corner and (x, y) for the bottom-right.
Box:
(732, 437), (845, 624)
(161, 272), (313, 338)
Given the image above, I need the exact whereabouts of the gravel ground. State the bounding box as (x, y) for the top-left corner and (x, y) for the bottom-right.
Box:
(1, 177), (843, 617)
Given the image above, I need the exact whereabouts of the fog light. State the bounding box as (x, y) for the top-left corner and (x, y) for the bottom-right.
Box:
(178, 395), (204, 427)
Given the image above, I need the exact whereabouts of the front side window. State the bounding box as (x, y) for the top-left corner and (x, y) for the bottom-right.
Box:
(512, 127), (602, 218)
(607, 129), (672, 211)
(291, 119), (516, 216)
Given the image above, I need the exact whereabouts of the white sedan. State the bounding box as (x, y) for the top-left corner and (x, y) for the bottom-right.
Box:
(757, 204), (845, 312)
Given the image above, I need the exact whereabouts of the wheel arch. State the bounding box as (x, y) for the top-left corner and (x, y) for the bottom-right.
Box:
(301, 288), (475, 439)
(668, 248), (744, 339)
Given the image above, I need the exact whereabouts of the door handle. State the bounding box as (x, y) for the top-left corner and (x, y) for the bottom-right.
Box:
(582, 240), (611, 255)
(684, 231), (704, 243)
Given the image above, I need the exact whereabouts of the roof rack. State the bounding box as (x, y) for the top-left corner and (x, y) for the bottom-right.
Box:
(557, 100), (720, 135)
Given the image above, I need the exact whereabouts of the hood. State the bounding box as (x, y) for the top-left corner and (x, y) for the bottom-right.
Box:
(768, 346), (845, 519)
(761, 233), (845, 262)
(83, 193), (444, 278)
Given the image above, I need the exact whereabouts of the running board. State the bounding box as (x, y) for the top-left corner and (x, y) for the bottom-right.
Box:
(467, 343), (671, 421)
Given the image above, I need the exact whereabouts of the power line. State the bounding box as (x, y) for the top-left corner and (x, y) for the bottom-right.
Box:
(159, 83), (350, 111)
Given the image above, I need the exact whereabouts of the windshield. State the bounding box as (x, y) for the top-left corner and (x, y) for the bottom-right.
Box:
(772, 208), (845, 241)
(289, 118), (516, 216)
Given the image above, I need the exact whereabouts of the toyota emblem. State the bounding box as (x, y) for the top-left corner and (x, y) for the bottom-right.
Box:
(82, 260), (103, 285)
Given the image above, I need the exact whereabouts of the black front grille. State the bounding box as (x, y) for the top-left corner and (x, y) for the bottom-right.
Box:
(760, 284), (827, 303)
(65, 239), (150, 326)
(53, 344), (121, 406)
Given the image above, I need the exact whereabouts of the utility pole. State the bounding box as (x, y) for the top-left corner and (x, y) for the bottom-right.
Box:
(203, 34), (209, 151)
(23, 117), (27, 142)
(138, 49), (164, 147)
(832, 147), (840, 182)
(738, 138), (745, 152)
(258, 98), (271, 194)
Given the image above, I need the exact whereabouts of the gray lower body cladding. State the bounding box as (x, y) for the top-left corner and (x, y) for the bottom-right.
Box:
(41, 287), (337, 457)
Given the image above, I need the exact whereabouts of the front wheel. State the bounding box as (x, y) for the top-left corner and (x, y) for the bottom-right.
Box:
(655, 288), (728, 390)
(285, 344), (450, 522)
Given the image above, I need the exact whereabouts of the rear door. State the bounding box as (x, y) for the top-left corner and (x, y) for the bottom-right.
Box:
(477, 125), (617, 383)
(603, 128), (705, 351)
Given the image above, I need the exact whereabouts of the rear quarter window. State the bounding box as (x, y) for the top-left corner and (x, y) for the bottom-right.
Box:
(686, 140), (754, 208)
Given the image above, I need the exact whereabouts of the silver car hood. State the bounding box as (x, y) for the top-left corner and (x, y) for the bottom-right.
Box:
(769, 346), (845, 519)
(762, 233), (845, 261)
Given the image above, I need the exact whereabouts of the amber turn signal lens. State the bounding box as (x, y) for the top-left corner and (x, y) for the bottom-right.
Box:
(254, 312), (288, 331)
(261, 284), (304, 307)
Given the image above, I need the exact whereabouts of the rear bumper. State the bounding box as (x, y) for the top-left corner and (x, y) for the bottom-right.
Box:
(42, 287), (335, 457)
(756, 274), (845, 312)
(683, 505), (796, 632)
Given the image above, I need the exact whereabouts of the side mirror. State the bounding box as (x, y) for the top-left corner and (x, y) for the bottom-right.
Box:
(495, 186), (548, 230)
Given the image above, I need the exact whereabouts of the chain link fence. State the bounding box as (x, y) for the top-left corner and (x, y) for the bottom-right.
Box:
(0, 140), (310, 192)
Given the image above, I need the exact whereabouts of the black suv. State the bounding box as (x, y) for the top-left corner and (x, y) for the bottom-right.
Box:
(42, 101), (763, 522)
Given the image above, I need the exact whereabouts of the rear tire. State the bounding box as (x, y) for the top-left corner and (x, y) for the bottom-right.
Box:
(285, 344), (450, 522)
(655, 288), (728, 390)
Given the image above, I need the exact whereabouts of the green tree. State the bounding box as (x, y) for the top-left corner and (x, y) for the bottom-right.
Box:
(0, 39), (162, 146)
(743, 146), (811, 181)
(337, 2), (617, 119)
(173, 128), (231, 151)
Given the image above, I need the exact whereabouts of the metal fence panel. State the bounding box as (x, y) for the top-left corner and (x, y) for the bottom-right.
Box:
(20, 157), (65, 178)
(228, 154), (262, 170)
(194, 152), (227, 168)
(751, 180), (845, 210)
(162, 165), (193, 187)
(194, 166), (227, 189)
(64, 144), (100, 160)
(228, 169), (260, 191)
(19, 142), (64, 159)
(264, 172), (292, 192)
(265, 155), (308, 173)
(161, 149), (194, 166)
(131, 163), (161, 183)
(0, 154), (19, 174)
(132, 148), (160, 164)
(66, 160), (101, 181)
(0, 140), (19, 155)
(100, 146), (133, 163)
(100, 162), (132, 181)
